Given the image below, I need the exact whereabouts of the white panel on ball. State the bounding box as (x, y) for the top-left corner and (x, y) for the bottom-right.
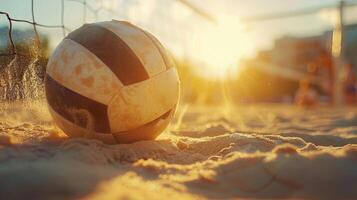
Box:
(143, 30), (177, 69)
(46, 39), (123, 105)
(108, 68), (179, 132)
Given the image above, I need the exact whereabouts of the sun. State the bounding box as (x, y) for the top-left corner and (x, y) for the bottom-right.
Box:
(189, 15), (253, 79)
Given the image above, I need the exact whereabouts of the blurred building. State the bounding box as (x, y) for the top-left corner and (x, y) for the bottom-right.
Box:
(267, 35), (326, 72)
(235, 23), (357, 103)
(263, 23), (357, 74)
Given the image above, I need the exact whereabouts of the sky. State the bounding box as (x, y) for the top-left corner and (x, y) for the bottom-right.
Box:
(1, 0), (357, 77)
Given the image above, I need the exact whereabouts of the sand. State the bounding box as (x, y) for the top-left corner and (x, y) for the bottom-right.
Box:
(0, 102), (357, 200)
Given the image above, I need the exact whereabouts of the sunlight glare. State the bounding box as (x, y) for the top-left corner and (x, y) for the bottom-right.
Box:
(189, 15), (253, 79)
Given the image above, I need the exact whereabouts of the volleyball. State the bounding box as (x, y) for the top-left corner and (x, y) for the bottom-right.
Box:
(45, 20), (180, 144)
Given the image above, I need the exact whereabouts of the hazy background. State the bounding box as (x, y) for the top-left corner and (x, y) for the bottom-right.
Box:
(2, 0), (357, 104)
(2, 0), (357, 65)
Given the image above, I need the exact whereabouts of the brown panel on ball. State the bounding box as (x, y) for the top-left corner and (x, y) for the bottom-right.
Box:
(45, 75), (111, 133)
(112, 109), (173, 144)
(98, 21), (167, 77)
(48, 106), (85, 138)
(48, 106), (117, 144)
(66, 23), (150, 85)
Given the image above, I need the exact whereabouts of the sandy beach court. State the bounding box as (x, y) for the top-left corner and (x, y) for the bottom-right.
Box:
(0, 102), (356, 199)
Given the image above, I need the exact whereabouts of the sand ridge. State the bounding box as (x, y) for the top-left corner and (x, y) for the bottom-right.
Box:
(0, 102), (357, 199)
